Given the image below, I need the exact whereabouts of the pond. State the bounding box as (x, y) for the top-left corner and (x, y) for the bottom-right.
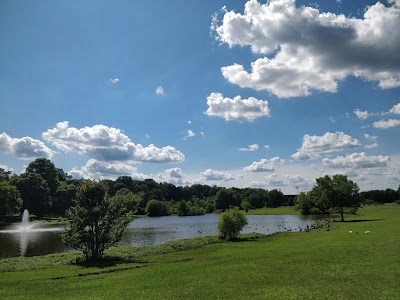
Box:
(0, 213), (316, 259)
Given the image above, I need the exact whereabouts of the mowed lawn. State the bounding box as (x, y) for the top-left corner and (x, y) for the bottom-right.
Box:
(0, 204), (399, 300)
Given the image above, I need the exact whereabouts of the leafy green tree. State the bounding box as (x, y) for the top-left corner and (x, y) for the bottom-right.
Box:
(26, 158), (59, 199)
(54, 182), (77, 215)
(12, 173), (50, 217)
(217, 207), (248, 240)
(241, 200), (251, 212)
(0, 181), (22, 220)
(268, 189), (286, 208)
(112, 188), (141, 213)
(63, 181), (133, 261)
(145, 199), (168, 216)
(313, 175), (361, 221)
(215, 188), (239, 211)
(0, 168), (11, 182)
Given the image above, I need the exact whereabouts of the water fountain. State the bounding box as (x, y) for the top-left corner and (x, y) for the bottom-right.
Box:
(21, 209), (31, 231)
(0, 209), (65, 257)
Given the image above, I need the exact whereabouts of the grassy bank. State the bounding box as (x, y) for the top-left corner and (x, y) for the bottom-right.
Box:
(0, 204), (399, 299)
(247, 206), (300, 215)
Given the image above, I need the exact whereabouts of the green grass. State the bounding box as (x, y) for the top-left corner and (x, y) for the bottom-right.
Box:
(247, 206), (300, 215)
(0, 204), (399, 299)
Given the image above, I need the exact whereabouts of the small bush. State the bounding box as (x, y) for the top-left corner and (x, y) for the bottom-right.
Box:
(217, 207), (248, 240)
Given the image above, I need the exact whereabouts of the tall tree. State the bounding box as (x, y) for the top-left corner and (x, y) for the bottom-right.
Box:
(0, 181), (22, 220)
(63, 181), (133, 261)
(26, 158), (59, 199)
(12, 173), (50, 217)
(313, 175), (361, 221)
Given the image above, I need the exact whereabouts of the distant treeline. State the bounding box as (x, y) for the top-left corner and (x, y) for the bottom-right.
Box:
(0, 158), (399, 220)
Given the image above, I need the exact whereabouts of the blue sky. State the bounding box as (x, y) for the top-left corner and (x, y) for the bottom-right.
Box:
(1, 0), (399, 193)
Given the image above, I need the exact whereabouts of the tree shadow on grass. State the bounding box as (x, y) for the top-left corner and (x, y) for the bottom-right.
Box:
(340, 219), (385, 223)
(74, 256), (148, 268)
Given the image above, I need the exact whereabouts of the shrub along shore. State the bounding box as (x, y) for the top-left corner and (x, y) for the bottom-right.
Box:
(0, 204), (399, 300)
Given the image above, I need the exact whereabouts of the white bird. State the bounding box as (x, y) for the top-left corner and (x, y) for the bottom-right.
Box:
(349, 231), (353, 233)
(365, 231), (370, 234)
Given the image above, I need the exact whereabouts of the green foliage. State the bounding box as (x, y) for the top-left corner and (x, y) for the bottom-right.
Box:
(0, 168), (11, 182)
(53, 182), (77, 215)
(12, 173), (50, 217)
(217, 207), (248, 240)
(241, 200), (251, 212)
(26, 158), (59, 199)
(0, 181), (22, 220)
(215, 188), (240, 211)
(145, 199), (168, 217)
(63, 181), (133, 261)
(112, 188), (141, 213)
(312, 175), (361, 221)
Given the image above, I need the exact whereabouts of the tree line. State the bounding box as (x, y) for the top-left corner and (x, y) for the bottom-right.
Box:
(0, 158), (399, 220)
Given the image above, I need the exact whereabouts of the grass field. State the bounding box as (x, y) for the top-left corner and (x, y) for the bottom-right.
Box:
(0, 204), (399, 299)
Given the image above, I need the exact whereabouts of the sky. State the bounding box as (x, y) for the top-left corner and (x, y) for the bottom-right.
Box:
(0, 0), (399, 194)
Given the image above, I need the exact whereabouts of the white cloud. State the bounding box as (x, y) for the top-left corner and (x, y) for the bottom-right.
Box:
(205, 92), (270, 122)
(155, 86), (165, 95)
(364, 134), (378, 148)
(264, 145), (270, 150)
(243, 157), (284, 172)
(238, 144), (259, 152)
(200, 132), (205, 136)
(185, 130), (195, 139)
(354, 109), (370, 120)
(322, 152), (389, 169)
(373, 119), (400, 129)
(251, 173), (314, 188)
(187, 120), (192, 125)
(389, 103), (400, 115)
(214, 0), (400, 98)
(107, 78), (119, 85)
(156, 167), (195, 185)
(69, 159), (147, 180)
(200, 169), (235, 181)
(42, 121), (185, 163)
(292, 132), (361, 160)
(0, 164), (13, 172)
(0, 132), (55, 160)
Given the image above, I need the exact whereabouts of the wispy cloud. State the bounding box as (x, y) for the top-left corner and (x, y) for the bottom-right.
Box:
(155, 86), (165, 95)
(107, 77), (119, 85)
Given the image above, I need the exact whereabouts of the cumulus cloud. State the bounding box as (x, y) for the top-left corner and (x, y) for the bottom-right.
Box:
(389, 103), (400, 115)
(373, 119), (400, 129)
(292, 132), (361, 160)
(322, 152), (389, 169)
(364, 134), (379, 148)
(251, 173), (314, 188)
(200, 169), (235, 181)
(42, 121), (184, 163)
(156, 167), (195, 185)
(185, 130), (195, 140)
(213, 0), (400, 98)
(155, 86), (165, 95)
(205, 92), (270, 122)
(243, 157), (284, 172)
(0, 132), (55, 160)
(354, 109), (370, 120)
(69, 159), (147, 180)
(238, 144), (259, 151)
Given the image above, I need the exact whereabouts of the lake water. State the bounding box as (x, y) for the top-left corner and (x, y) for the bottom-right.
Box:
(0, 213), (315, 258)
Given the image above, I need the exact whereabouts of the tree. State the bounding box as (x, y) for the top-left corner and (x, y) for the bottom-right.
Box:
(313, 175), (361, 221)
(215, 188), (239, 211)
(145, 199), (168, 217)
(63, 181), (133, 261)
(0, 168), (11, 182)
(0, 181), (22, 220)
(26, 158), (59, 199)
(53, 181), (77, 215)
(217, 207), (248, 240)
(12, 173), (50, 217)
